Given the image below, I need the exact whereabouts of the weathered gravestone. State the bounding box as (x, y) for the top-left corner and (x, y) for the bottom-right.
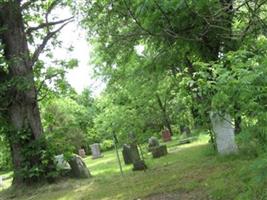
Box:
(130, 143), (147, 171)
(68, 155), (91, 178)
(54, 154), (71, 170)
(210, 112), (238, 155)
(162, 129), (172, 142)
(122, 144), (132, 165)
(148, 136), (159, 152)
(129, 132), (147, 171)
(78, 148), (86, 158)
(151, 145), (168, 158)
(148, 137), (168, 158)
(90, 143), (103, 159)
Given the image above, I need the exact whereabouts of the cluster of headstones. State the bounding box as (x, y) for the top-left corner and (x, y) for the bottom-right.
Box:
(122, 135), (168, 171)
(54, 143), (103, 179)
(148, 137), (168, 158)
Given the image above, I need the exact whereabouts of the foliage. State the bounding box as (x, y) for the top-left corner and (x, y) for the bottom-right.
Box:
(101, 139), (114, 152)
(0, 135), (11, 171)
(41, 97), (89, 154)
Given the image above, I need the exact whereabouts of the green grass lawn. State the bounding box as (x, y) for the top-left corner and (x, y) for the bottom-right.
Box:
(0, 135), (265, 200)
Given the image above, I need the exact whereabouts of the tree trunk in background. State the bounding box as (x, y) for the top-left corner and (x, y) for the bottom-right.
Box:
(0, 1), (43, 185)
(234, 115), (242, 135)
(155, 94), (173, 136)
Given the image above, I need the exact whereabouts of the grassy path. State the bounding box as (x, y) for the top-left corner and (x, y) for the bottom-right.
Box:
(0, 135), (259, 200)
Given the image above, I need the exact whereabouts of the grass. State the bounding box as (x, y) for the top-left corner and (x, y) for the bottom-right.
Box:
(0, 135), (265, 200)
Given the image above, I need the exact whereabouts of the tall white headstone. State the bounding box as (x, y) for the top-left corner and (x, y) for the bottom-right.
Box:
(210, 112), (238, 155)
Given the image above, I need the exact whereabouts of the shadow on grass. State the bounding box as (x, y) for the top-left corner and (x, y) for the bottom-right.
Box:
(0, 137), (253, 200)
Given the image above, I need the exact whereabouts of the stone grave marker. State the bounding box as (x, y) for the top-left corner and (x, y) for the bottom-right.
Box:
(162, 129), (172, 142)
(210, 112), (238, 155)
(90, 143), (103, 159)
(148, 136), (159, 152)
(130, 143), (147, 171)
(151, 145), (168, 158)
(54, 154), (71, 170)
(78, 148), (86, 158)
(148, 136), (168, 158)
(122, 144), (132, 165)
(68, 155), (91, 178)
(128, 132), (147, 171)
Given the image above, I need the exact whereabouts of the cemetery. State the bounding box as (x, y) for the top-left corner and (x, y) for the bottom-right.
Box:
(0, 0), (267, 199)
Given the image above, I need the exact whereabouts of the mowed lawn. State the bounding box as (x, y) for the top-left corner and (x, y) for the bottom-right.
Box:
(0, 135), (263, 200)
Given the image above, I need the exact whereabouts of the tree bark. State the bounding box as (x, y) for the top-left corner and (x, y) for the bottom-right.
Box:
(0, 1), (43, 185)
(155, 94), (173, 136)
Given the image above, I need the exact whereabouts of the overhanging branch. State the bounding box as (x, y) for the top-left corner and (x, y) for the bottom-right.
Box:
(31, 19), (73, 67)
(26, 17), (74, 35)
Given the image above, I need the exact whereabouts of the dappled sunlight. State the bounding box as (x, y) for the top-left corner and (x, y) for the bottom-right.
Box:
(0, 136), (258, 200)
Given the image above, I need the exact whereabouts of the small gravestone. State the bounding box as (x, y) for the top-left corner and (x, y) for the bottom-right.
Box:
(151, 145), (168, 158)
(122, 144), (132, 165)
(148, 137), (168, 158)
(162, 129), (172, 142)
(54, 154), (71, 170)
(210, 112), (238, 155)
(130, 143), (147, 171)
(128, 132), (147, 171)
(148, 136), (159, 151)
(78, 148), (86, 158)
(68, 155), (91, 178)
(90, 143), (103, 159)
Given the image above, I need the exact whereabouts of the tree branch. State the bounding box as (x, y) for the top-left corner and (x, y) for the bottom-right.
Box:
(21, 0), (39, 10)
(31, 20), (73, 67)
(122, 0), (155, 36)
(37, 72), (63, 93)
(26, 17), (74, 35)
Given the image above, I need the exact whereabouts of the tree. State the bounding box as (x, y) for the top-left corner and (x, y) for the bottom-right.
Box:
(0, 0), (73, 184)
(81, 0), (267, 153)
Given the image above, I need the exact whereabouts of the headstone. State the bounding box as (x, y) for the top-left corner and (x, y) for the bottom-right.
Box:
(90, 143), (103, 159)
(132, 160), (147, 171)
(148, 136), (160, 152)
(128, 132), (147, 171)
(162, 129), (172, 142)
(54, 154), (71, 170)
(68, 155), (91, 178)
(151, 145), (168, 158)
(122, 144), (132, 165)
(78, 148), (86, 158)
(210, 112), (238, 155)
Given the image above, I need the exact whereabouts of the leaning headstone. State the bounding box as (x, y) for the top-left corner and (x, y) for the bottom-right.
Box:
(130, 143), (147, 171)
(162, 129), (172, 142)
(148, 136), (160, 151)
(151, 145), (168, 158)
(78, 148), (86, 158)
(90, 143), (103, 159)
(128, 132), (147, 171)
(68, 155), (91, 178)
(54, 154), (71, 170)
(210, 112), (238, 155)
(122, 144), (132, 165)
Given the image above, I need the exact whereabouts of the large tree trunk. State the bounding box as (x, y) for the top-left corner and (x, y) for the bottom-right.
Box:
(0, 1), (44, 185)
